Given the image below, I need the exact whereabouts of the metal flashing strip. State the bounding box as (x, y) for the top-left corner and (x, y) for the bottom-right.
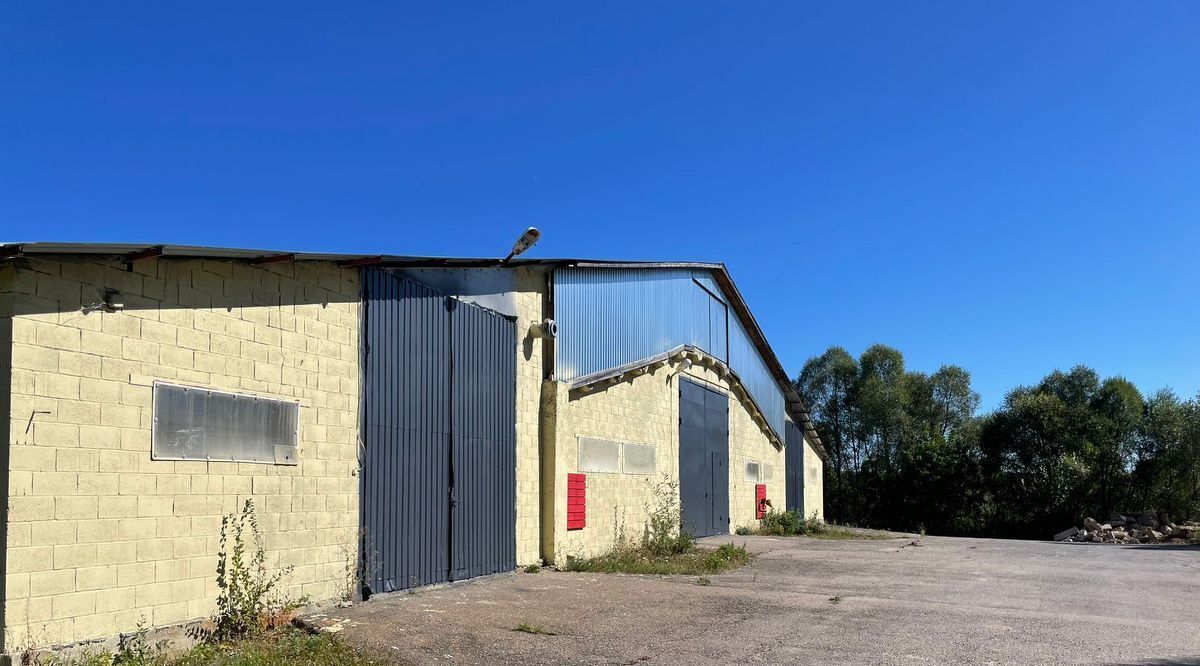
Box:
(565, 344), (785, 451)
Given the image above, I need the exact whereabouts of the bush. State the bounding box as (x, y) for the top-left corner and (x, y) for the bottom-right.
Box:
(752, 510), (891, 540)
(759, 510), (806, 536)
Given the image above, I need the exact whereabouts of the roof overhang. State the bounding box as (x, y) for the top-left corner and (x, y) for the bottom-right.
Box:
(0, 241), (827, 460)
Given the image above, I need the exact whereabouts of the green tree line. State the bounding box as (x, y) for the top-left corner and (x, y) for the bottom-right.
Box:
(797, 344), (1200, 538)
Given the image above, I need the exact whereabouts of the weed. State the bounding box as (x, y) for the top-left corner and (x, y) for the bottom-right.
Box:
(22, 627), (381, 666)
(112, 620), (168, 666)
(641, 475), (694, 557)
(523, 564), (540, 574)
(175, 627), (382, 665)
(34, 650), (114, 666)
(561, 475), (751, 575)
(695, 577), (711, 586)
(341, 528), (382, 602)
(562, 542), (749, 576)
(828, 596), (842, 604)
(758, 510), (805, 536)
(754, 510), (893, 540)
(734, 526), (752, 536)
(513, 623), (556, 636)
(212, 499), (299, 641)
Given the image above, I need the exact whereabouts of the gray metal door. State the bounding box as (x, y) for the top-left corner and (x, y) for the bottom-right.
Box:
(449, 298), (517, 581)
(679, 379), (729, 538)
(361, 269), (516, 595)
(785, 420), (804, 514)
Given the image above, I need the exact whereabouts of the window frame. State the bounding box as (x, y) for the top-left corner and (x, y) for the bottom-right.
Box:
(150, 381), (301, 465)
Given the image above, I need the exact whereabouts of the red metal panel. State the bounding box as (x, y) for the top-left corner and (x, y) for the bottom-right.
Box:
(755, 483), (768, 519)
(567, 473), (587, 530)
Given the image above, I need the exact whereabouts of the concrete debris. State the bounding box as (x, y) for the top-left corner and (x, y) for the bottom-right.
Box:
(1056, 512), (1198, 544)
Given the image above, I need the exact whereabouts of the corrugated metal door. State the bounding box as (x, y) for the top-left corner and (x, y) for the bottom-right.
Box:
(449, 298), (517, 581)
(679, 379), (729, 538)
(361, 269), (516, 595)
(679, 380), (709, 537)
(707, 387), (729, 534)
(785, 420), (803, 514)
(362, 270), (450, 593)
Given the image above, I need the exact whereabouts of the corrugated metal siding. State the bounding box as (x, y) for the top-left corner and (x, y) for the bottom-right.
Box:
(362, 268), (516, 594)
(555, 267), (784, 438)
(728, 313), (786, 437)
(554, 268), (727, 380)
(362, 269), (450, 592)
(450, 298), (517, 580)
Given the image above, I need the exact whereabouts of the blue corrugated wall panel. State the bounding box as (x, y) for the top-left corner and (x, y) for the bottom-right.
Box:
(555, 268), (725, 379)
(554, 267), (785, 439)
(728, 312), (786, 437)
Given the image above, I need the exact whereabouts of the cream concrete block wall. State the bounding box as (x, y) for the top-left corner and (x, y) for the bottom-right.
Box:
(724, 374), (785, 533)
(551, 362), (784, 560)
(802, 436), (825, 521)
(3, 257), (360, 650)
(512, 268), (544, 566)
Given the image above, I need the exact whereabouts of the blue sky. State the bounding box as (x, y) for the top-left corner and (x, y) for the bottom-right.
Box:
(3, 3), (1198, 410)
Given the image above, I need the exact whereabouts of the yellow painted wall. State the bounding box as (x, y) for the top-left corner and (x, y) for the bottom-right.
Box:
(550, 360), (785, 560)
(0, 257), (819, 651)
(512, 268), (545, 566)
(803, 435), (825, 521)
(2, 257), (360, 649)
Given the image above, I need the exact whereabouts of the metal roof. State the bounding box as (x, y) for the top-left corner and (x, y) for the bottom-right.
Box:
(0, 241), (826, 458)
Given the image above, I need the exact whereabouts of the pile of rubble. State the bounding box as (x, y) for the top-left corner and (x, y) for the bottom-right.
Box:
(1056, 511), (1198, 544)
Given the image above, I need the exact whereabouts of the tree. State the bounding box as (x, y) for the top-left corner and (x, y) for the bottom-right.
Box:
(796, 347), (858, 523)
(797, 346), (1200, 538)
(1088, 377), (1143, 517)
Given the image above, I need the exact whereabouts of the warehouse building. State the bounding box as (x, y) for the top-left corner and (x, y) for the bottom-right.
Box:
(0, 242), (825, 652)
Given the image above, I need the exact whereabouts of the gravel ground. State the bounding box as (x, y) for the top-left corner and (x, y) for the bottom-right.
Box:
(302, 534), (1200, 665)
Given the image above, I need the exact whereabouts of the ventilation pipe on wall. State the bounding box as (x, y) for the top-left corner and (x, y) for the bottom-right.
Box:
(528, 318), (558, 340)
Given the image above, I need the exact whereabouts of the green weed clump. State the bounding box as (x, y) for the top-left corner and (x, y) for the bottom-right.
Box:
(560, 475), (750, 575)
(750, 510), (890, 540)
(561, 541), (749, 575)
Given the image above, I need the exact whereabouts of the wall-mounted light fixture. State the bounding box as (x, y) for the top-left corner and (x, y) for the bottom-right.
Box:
(102, 289), (124, 312)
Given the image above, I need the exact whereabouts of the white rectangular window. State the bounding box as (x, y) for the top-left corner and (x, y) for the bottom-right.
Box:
(744, 461), (762, 482)
(152, 382), (300, 465)
(623, 443), (657, 475)
(578, 436), (621, 473)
